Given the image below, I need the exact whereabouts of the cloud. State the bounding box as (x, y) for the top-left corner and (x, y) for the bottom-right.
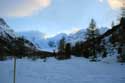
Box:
(0, 0), (51, 17)
(108, 0), (124, 9)
(98, 0), (125, 9)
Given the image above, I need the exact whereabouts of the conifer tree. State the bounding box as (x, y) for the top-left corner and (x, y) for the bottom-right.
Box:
(65, 43), (71, 59)
(58, 37), (66, 53)
(86, 19), (100, 40)
(85, 19), (100, 60)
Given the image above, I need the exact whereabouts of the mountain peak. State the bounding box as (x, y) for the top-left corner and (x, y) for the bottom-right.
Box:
(0, 18), (8, 26)
(0, 18), (16, 38)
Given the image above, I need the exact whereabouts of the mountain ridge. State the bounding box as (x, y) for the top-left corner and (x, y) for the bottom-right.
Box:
(17, 27), (108, 51)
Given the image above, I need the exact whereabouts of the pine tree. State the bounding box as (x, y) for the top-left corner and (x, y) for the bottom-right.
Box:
(57, 37), (72, 59)
(111, 21), (115, 28)
(65, 43), (71, 59)
(86, 19), (100, 40)
(85, 19), (100, 60)
(101, 39), (107, 58)
(58, 37), (66, 52)
(74, 42), (83, 57)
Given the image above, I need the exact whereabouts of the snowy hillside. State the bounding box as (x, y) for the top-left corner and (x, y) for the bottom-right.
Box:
(18, 27), (108, 51)
(0, 18), (38, 56)
(0, 56), (125, 83)
(0, 18), (16, 39)
(47, 33), (67, 48)
(17, 31), (68, 51)
(18, 31), (54, 52)
(99, 27), (108, 34)
(66, 29), (86, 45)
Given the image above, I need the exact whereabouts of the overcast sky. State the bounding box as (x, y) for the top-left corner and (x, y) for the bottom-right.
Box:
(0, 0), (123, 37)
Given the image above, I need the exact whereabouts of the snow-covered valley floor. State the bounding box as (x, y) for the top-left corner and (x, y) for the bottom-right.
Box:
(0, 56), (125, 83)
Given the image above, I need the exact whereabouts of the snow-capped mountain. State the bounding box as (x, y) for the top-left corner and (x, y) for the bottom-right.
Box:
(48, 33), (67, 42)
(66, 29), (86, 45)
(99, 27), (108, 34)
(0, 18), (37, 56)
(0, 18), (16, 39)
(18, 27), (108, 51)
(47, 33), (67, 48)
(18, 31), (50, 48)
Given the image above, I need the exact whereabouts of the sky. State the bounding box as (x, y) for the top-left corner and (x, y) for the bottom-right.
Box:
(0, 0), (124, 37)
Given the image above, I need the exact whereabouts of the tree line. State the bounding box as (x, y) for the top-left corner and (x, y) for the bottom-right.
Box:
(56, 18), (125, 62)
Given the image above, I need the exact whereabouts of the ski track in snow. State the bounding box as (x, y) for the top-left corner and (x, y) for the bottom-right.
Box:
(0, 57), (125, 83)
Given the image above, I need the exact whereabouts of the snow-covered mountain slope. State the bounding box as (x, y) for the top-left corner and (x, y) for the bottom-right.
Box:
(48, 33), (67, 42)
(18, 31), (46, 40)
(99, 27), (108, 34)
(49, 27), (108, 46)
(47, 33), (67, 48)
(66, 29), (86, 45)
(0, 18), (37, 55)
(17, 31), (71, 51)
(0, 18), (16, 39)
(18, 31), (53, 51)
(18, 27), (108, 51)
